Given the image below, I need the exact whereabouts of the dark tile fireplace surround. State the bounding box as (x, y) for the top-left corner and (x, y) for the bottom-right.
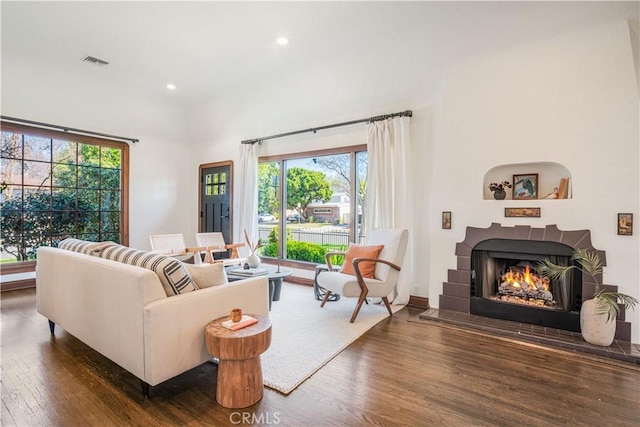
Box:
(437, 223), (632, 342)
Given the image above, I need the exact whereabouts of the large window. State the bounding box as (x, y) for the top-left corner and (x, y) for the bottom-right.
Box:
(257, 145), (366, 265)
(0, 122), (129, 266)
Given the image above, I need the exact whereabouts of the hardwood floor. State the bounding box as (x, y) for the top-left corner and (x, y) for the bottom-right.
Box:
(2, 287), (639, 426)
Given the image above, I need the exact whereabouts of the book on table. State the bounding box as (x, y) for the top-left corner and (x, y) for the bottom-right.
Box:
(227, 267), (268, 276)
(221, 315), (259, 330)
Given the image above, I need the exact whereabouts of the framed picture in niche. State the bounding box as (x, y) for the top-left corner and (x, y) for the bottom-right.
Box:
(513, 174), (538, 200)
(618, 213), (633, 236)
(442, 211), (451, 229)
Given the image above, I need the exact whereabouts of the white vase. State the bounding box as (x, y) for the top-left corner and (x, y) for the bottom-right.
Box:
(247, 253), (261, 268)
(580, 298), (616, 346)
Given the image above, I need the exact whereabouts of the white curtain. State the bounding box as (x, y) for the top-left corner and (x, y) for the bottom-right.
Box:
(235, 143), (259, 257)
(365, 116), (412, 305)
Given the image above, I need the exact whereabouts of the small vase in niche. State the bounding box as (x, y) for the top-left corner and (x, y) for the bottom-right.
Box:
(247, 252), (261, 268)
(488, 181), (511, 200)
(493, 190), (506, 200)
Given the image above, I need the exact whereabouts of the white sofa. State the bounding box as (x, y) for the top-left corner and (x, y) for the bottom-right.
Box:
(36, 246), (269, 397)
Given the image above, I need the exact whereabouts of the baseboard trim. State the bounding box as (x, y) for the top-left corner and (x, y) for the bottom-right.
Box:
(408, 295), (429, 309)
(286, 276), (314, 286)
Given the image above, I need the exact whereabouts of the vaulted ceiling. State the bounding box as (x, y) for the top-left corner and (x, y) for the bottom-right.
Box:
(2, 1), (638, 118)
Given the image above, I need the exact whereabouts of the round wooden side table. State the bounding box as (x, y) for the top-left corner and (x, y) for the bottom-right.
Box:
(205, 314), (272, 408)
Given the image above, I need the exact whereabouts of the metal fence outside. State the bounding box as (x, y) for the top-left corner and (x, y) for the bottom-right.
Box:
(258, 226), (351, 248)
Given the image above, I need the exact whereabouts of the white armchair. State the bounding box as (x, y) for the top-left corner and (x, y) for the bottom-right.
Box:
(149, 233), (201, 264)
(149, 233), (186, 255)
(195, 232), (245, 267)
(316, 228), (408, 323)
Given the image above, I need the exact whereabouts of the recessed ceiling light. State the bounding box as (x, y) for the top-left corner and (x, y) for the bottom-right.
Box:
(276, 37), (289, 45)
(166, 83), (176, 90)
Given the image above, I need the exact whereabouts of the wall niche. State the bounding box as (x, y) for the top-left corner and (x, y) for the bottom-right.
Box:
(483, 162), (572, 200)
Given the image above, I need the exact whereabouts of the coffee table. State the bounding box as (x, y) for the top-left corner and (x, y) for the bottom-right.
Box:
(226, 266), (292, 310)
(205, 314), (271, 408)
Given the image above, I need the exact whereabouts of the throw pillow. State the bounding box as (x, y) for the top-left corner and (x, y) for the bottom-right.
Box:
(57, 238), (95, 255)
(58, 239), (118, 256)
(171, 253), (195, 264)
(339, 244), (384, 278)
(184, 262), (228, 288)
(86, 241), (118, 254)
(98, 244), (199, 296)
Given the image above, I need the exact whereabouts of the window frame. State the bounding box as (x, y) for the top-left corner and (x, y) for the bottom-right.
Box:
(1, 121), (130, 270)
(259, 144), (366, 267)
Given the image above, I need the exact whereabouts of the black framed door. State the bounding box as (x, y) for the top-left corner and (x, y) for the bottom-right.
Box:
(199, 162), (233, 246)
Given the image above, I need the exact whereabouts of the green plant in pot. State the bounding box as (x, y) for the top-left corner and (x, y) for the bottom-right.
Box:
(537, 248), (638, 346)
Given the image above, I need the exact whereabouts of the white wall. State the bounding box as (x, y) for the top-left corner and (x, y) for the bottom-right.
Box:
(1, 55), (197, 250)
(429, 20), (640, 341)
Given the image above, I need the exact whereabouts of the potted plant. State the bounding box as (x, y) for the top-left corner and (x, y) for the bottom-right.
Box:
(537, 248), (638, 346)
(488, 181), (512, 200)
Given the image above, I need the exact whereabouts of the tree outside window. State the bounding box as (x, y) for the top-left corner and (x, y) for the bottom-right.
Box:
(1, 124), (128, 264)
(257, 146), (367, 264)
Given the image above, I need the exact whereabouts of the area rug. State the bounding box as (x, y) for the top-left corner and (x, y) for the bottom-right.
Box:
(261, 283), (403, 394)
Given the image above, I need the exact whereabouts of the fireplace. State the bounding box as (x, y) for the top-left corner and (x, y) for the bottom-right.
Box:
(438, 223), (632, 341)
(470, 239), (582, 331)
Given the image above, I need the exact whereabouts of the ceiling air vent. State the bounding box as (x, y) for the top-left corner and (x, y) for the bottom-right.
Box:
(80, 55), (109, 66)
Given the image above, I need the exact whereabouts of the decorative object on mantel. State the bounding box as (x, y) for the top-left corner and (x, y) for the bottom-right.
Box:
(442, 211), (451, 229)
(538, 248), (638, 347)
(488, 181), (511, 200)
(557, 177), (570, 199)
(543, 178), (569, 199)
(542, 188), (559, 199)
(513, 173), (538, 200)
(504, 207), (541, 218)
(244, 228), (264, 268)
(617, 213), (633, 236)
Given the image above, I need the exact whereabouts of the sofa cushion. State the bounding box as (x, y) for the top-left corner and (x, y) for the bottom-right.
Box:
(184, 262), (228, 288)
(98, 244), (198, 296)
(339, 244), (384, 278)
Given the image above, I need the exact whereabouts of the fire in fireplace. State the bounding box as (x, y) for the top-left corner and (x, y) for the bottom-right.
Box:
(495, 263), (554, 307)
(470, 239), (582, 331)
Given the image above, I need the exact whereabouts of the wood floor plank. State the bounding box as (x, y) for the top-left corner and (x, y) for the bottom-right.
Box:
(2, 287), (639, 426)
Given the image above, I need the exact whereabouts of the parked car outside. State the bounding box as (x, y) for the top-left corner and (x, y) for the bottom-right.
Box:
(287, 213), (302, 222)
(258, 213), (276, 222)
